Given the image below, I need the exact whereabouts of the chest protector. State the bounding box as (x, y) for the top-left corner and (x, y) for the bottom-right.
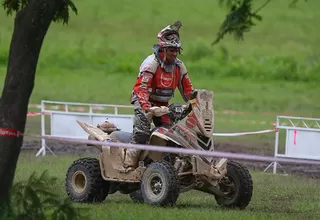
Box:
(134, 54), (188, 104)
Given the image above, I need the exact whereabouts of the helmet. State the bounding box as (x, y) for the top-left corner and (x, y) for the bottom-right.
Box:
(157, 21), (182, 49)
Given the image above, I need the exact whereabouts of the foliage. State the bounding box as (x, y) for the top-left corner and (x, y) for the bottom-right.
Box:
(2, 0), (78, 24)
(21, 42), (318, 83)
(213, 0), (308, 45)
(1, 0), (309, 45)
(53, 0), (78, 25)
(0, 171), (86, 220)
(184, 44), (320, 82)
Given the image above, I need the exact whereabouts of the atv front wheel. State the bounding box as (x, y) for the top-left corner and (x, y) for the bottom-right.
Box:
(215, 160), (253, 209)
(65, 157), (110, 203)
(141, 161), (180, 207)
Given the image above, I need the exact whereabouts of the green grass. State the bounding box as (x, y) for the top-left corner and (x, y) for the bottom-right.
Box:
(1, 0), (320, 117)
(14, 153), (320, 220)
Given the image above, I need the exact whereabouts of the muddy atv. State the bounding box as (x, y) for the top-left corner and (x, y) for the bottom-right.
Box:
(65, 89), (253, 208)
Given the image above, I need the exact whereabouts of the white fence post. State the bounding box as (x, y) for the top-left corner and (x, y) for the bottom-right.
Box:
(264, 115), (320, 174)
(37, 100), (134, 156)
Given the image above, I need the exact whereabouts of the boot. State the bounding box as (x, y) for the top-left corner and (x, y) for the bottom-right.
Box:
(120, 148), (141, 172)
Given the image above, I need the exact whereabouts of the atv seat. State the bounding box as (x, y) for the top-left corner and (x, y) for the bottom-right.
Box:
(110, 131), (132, 143)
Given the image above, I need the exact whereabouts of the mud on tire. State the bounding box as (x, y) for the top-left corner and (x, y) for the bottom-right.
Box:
(65, 157), (110, 203)
(215, 160), (253, 209)
(141, 161), (180, 207)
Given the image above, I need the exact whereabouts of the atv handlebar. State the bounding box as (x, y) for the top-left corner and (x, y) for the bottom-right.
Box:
(168, 90), (198, 121)
(150, 89), (197, 122)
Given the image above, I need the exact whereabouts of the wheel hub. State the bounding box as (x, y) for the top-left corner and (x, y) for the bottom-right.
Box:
(148, 174), (164, 196)
(72, 171), (87, 193)
(151, 178), (163, 195)
(220, 176), (236, 198)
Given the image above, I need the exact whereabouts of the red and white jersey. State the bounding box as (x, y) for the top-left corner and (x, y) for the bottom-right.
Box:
(130, 54), (193, 110)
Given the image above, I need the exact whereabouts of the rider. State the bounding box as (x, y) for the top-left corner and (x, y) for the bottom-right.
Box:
(122, 21), (194, 170)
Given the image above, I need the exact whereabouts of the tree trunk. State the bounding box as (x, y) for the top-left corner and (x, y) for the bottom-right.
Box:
(0, 0), (65, 208)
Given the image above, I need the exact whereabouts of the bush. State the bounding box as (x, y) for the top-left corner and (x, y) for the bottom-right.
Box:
(183, 45), (320, 82)
(2, 41), (319, 82)
(0, 171), (85, 220)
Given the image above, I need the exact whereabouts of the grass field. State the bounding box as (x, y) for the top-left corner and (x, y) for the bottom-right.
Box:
(0, 0), (319, 116)
(14, 153), (320, 220)
(1, 0), (320, 219)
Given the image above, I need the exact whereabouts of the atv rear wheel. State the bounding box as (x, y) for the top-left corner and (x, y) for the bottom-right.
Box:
(65, 157), (110, 203)
(215, 160), (253, 209)
(141, 161), (180, 207)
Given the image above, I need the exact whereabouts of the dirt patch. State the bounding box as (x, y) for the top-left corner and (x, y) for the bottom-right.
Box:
(21, 137), (320, 179)
(22, 139), (101, 155)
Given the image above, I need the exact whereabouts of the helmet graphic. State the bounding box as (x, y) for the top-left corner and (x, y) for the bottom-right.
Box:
(157, 21), (182, 48)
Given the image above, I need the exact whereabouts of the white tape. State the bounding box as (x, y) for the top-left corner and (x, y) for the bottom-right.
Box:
(30, 134), (320, 166)
(27, 104), (274, 124)
(213, 129), (275, 136)
(27, 112), (50, 117)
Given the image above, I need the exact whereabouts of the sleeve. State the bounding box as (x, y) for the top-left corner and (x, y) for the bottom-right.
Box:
(177, 60), (194, 102)
(133, 72), (154, 110)
(179, 73), (193, 102)
(132, 55), (158, 109)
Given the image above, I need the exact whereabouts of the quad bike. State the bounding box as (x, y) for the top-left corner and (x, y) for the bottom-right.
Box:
(65, 89), (253, 208)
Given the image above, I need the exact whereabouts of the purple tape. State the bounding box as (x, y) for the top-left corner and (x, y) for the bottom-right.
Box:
(35, 135), (320, 166)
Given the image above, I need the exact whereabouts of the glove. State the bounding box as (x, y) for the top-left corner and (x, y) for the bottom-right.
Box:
(149, 106), (170, 117)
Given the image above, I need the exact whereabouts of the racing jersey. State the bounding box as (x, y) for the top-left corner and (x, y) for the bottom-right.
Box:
(130, 54), (193, 110)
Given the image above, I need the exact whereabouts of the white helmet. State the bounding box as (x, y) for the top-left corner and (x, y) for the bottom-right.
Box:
(157, 21), (182, 49)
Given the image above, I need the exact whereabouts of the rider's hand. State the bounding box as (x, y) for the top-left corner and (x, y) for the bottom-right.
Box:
(149, 106), (170, 117)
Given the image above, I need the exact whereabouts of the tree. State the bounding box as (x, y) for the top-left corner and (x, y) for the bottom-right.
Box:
(212, 0), (308, 45)
(0, 0), (77, 209)
(0, 0), (307, 210)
